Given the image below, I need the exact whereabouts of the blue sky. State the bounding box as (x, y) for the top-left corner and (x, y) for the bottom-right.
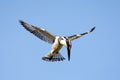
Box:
(0, 0), (120, 80)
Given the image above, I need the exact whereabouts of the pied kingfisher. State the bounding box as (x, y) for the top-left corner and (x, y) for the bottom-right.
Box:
(19, 20), (95, 62)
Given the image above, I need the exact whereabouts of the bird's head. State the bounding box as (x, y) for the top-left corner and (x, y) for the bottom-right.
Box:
(59, 37), (72, 61)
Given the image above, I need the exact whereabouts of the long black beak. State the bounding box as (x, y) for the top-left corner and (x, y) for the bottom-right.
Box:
(67, 47), (71, 61)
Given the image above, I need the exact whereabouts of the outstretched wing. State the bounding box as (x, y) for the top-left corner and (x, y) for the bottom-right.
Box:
(68, 27), (95, 41)
(19, 20), (55, 44)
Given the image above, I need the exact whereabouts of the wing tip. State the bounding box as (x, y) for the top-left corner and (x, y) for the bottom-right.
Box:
(90, 26), (96, 32)
(19, 20), (25, 25)
(19, 20), (23, 23)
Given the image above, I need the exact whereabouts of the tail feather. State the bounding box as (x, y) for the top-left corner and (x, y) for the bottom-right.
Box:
(42, 52), (65, 62)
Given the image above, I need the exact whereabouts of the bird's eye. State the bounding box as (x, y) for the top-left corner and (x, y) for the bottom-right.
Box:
(61, 38), (63, 40)
(59, 37), (63, 40)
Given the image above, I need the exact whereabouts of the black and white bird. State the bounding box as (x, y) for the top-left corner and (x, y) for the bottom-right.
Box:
(19, 20), (95, 62)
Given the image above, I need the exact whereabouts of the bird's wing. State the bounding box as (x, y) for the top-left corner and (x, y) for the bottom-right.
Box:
(19, 20), (55, 44)
(68, 27), (95, 41)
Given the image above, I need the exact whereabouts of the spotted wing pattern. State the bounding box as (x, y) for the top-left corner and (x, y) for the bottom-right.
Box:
(19, 20), (55, 44)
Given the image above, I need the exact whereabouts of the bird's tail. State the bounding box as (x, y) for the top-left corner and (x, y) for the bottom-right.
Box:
(42, 52), (65, 62)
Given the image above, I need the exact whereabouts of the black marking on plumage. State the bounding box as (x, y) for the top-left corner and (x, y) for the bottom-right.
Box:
(42, 53), (65, 62)
(81, 32), (88, 35)
(20, 20), (33, 32)
(90, 27), (96, 32)
(63, 36), (71, 61)
(68, 27), (96, 41)
(68, 35), (76, 39)
(64, 37), (71, 47)
(68, 34), (81, 41)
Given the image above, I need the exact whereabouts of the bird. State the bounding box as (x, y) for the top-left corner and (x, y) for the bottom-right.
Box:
(19, 20), (95, 62)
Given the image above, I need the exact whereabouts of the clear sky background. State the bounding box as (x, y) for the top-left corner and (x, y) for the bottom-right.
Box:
(0, 0), (120, 80)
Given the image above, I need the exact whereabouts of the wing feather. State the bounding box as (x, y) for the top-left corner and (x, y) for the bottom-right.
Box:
(42, 52), (65, 62)
(19, 20), (55, 44)
(68, 27), (95, 41)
